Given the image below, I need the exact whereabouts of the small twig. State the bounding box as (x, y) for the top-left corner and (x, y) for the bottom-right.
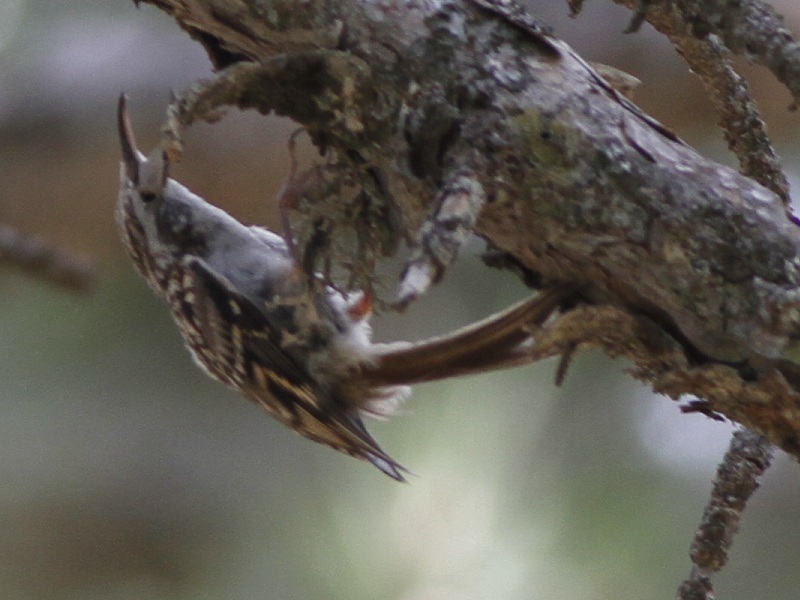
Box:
(622, 0), (654, 34)
(554, 341), (578, 386)
(161, 60), (270, 160)
(396, 167), (487, 308)
(0, 224), (95, 292)
(676, 428), (774, 599)
(676, 571), (714, 600)
(695, 33), (790, 203)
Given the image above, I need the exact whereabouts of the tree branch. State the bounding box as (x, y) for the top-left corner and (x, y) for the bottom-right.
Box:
(0, 224), (95, 292)
(135, 0), (800, 460)
(677, 428), (774, 599)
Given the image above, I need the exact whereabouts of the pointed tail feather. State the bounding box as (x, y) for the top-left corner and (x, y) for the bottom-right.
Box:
(363, 286), (572, 386)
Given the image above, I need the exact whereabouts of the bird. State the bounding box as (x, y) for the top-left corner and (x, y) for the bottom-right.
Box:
(116, 95), (569, 480)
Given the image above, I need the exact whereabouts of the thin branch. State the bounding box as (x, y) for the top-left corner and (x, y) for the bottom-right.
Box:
(676, 428), (774, 599)
(0, 225), (95, 292)
(611, 0), (800, 109)
(673, 30), (788, 201)
(676, 573), (713, 600)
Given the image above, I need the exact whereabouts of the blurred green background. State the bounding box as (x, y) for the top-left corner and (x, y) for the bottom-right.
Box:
(1, 1), (800, 599)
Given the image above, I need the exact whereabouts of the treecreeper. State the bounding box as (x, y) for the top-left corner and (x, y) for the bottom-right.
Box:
(115, 95), (570, 480)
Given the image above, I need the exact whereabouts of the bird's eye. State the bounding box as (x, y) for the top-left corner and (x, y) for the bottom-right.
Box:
(140, 191), (157, 203)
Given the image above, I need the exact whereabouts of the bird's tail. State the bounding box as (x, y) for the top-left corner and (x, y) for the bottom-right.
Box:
(362, 286), (572, 387)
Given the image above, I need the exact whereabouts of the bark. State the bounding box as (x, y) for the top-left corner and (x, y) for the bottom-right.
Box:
(137, 0), (800, 459)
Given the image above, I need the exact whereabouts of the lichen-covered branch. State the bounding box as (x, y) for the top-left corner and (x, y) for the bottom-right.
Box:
(677, 428), (774, 599)
(136, 0), (800, 460)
